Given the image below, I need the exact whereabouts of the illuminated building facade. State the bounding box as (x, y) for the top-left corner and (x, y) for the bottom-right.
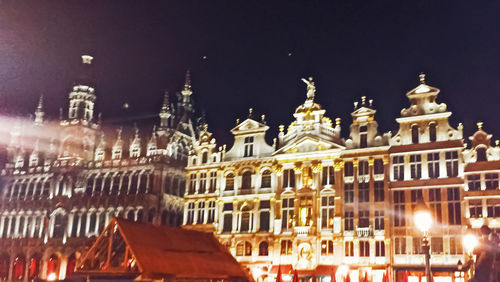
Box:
(0, 55), (200, 281)
(183, 75), (495, 282)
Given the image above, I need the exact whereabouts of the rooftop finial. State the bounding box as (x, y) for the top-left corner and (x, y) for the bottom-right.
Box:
(419, 73), (426, 84)
(134, 123), (139, 137)
(279, 125), (285, 133)
(236, 118), (240, 125)
(361, 96), (366, 105)
(477, 121), (483, 130)
(335, 118), (341, 126)
(163, 91), (169, 106)
(301, 77), (316, 101)
(248, 108), (253, 118)
(261, 114), (266, 124)
(354, 101), (358, 109)
(184, 69), (191, 91)
(82, 55), (93, 65)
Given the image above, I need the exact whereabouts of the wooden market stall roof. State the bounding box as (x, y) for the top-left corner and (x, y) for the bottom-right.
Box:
(76, 217), (249, 281)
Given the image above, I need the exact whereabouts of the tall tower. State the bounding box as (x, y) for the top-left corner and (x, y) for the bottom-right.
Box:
(34, 94), (45, 126)
(68, 55), (96, 123)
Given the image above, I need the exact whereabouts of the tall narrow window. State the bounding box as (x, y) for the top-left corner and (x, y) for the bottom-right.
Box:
(360, 241), (370, 257)
(394, 237), (406, 255)
(410, 189), (423, 211)
(207, 201), (216, 223)
(259, 242), (269, 256)
(411, 125), (419, 144)
(447, 188), (461, 225)
(427, 152), (440, 178)
(189, 174), (196, 194)
(321, 196), (335, 229)
(358, 182), (369, 202)
(359, 210), (369, 227)
(445, 151), (459, 177)
(244, 136), (254, 157)
(374, 211), (384, 230)
(374, 159), (384, 175)
(344, 162), (354, 177)
(322, 166), (335, 186)
(186, 203), (195, 224)
(199, 173), (207, 194)
(321, 240), (334, 256)
(111, 172), (122, 195)
(393, 156), (405, 181)
(358, 160), (369, 176)
(240, 206), (251, 232)
(376, 241), (385, 256)
(196, 202), (205, 224)
(283, 169), (295, 188)
(225, 173), (234, 191)
(280, 240), (292, 255)
(223, 203), (233, 233)
(345, 241), (354, 256)
(413, 237), (423, 254)
(429, 123), (437, 142)
(209, 171), (217, 192)
(394, 191), (405, 226)
(79, 213), (87, 237)
(241, 171), (252, 190)
(477, 147), (487, 162)
(344, 211), (354, 231)
(344, 184), (354, 203)
(261, 170), (271, 188)
(429, 188), (442, 223)
(201, 151), (208, 164)
(374, 181), (384, 202)
(259, 201), (270, 232)
(281, 198), (294, 230)
(360, 125), (368, 148)
(431, 237), (443, 254)
(409, 155), (422, 179)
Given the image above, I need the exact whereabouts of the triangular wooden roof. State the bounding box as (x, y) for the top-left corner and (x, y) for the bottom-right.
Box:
(76, 218), (249, 280)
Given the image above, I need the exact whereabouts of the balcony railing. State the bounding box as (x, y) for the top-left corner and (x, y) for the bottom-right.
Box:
(294, 226), (311, 236)
(356, 226), (373, 237)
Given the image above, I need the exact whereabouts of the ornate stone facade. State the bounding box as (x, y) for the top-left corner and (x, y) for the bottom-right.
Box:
(0, 55), (201, 281)
(184, 75), (499, 282)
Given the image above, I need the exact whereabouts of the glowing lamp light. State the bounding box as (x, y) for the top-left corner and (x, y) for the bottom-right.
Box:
(463, 233), (478, 254)
(413, 199), (433, 234)
(337, 264), (349, 278)
(47, 272), (57, 281)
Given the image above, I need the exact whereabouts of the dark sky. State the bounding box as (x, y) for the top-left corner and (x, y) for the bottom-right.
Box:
(1, 0), (500, 146)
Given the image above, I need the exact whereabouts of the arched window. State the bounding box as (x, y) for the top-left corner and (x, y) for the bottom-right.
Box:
(18, 216), (25, 236)
(236, 241), (252, 256)
(164, 176), (171, 195)
(13, 255), (25, 280)
(102, 174), (111, 195)
(0, 253), (8, 280)
(172, 177), (180, 196)
(111, 172), (122, 195)
(66, 253), (76, 277)
(261, 170), (271, 188)
(240, 206), (251, 232)
(429, 123), (437, 142)
(411, 125), (419, 144)
(42, 180), (50, 197)
(139, 171), (150, 194)
(477, 147), (487, 162)
(360, 125), (368, 148)
(242, 171), (252, 189)
(97, 213), (106, 234)
(259, 241), (269, 256)
(35, 180), (43, 197)
(94, 174), (103, 194)
(53, 214), (67, 238)
(129, 172), (139, 194)
(19, 180), (27, 199)
(46, 254), (59, 280)
(147, 208), (155, 223)
(225, 173), (234, 191)
(89, 213), (97, 233)
(136, 209), (143, 223)
(202, 151), (208, 164)
(28, 254), (40, 280)
(79, 213), (87, 237)
(71, 213), (79, 237)
(27, 181), (35, 199)
(122, 172), (131, 194)
(161, 210), (169, 226)
(126, 210), (135, 221)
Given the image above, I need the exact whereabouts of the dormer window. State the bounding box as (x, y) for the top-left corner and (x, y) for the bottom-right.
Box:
(147, 144), (157, 156)
(411, 125), (419, 144)
(130, 145), (141, 158)
(244, 136), (254, 157)
(429, 123), (437, 142)
(29, 153), (39, 167)
(112, 148), (122, 160)
(95, 149), (105, 161)
(360, 125), (368, 148)
(477, 147), (487, 162)
(201, 151), (208, 164)
(15, 155), (24, 168)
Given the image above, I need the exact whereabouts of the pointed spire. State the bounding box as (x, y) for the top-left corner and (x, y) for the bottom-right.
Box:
(34, 95), (45, 125)
(184, 69), (192, 91)
(162, 91), (170, 109)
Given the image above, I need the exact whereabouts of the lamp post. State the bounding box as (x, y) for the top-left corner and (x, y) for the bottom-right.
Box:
(413, 198), (433, 282)
(462, 232), (478, 279)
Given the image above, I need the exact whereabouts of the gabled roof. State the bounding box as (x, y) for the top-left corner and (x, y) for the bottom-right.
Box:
(231, 118), (269, 135)
(274, 134), (344, 155)
(77, 218), (249, 280)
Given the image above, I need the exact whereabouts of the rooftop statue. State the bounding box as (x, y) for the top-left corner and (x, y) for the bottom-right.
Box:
(301, 77), (315, 101)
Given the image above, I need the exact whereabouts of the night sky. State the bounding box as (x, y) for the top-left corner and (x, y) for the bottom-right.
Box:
(1, 1), (500, 147)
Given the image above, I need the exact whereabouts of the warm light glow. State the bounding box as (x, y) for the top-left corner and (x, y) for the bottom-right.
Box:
(463, 233), (478, 254)
(252, 267), (263, 279)
(47, 273), (57, 281)
(337, 264), (349, 277)
(414, 209), (433, 233)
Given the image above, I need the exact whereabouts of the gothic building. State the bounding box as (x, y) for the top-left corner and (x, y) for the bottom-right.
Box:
(183, 75), (499, 282)
(0, 55), (200, 281)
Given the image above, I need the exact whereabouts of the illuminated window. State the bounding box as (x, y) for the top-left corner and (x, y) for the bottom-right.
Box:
(281, 198), (294, 230)
(283, 169), (295, 188)
(394, 237), (406, 255)
(409, 154), (422, 179)
(447, 188), (461, 225)
(429, 188), (442, 223)
(375, 211), (384, 230)
(469, 200), (482, 218)
(427, 152), (440, 178)
(199, 172), (207, 194)
(344, 211), (354, 231)
(225, 173), (234, 191)
(236, 241), (252, 256)
(259, 241), (269, 256)
(209, 171), (217, 192)
(394, 191), (405, 227)
(321, 240), (334, 255)
(322, 166), (335, 186)
(360, 241), (370, 257)
(392, 156), (404, 181)
(445, 151), (459, 177)
(243, 136), (254, 157)
(376, 241), (385, 257)
(359, 160), (369, 176)
(280, 240), (292, 255)
(344, 241), (354, 256)
(261, 170), (271, 188)
(321, 196), (335, 229)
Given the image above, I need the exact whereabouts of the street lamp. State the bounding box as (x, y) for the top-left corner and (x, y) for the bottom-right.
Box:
(462, 231), (478, 278)
(413, 198), (433, 282)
